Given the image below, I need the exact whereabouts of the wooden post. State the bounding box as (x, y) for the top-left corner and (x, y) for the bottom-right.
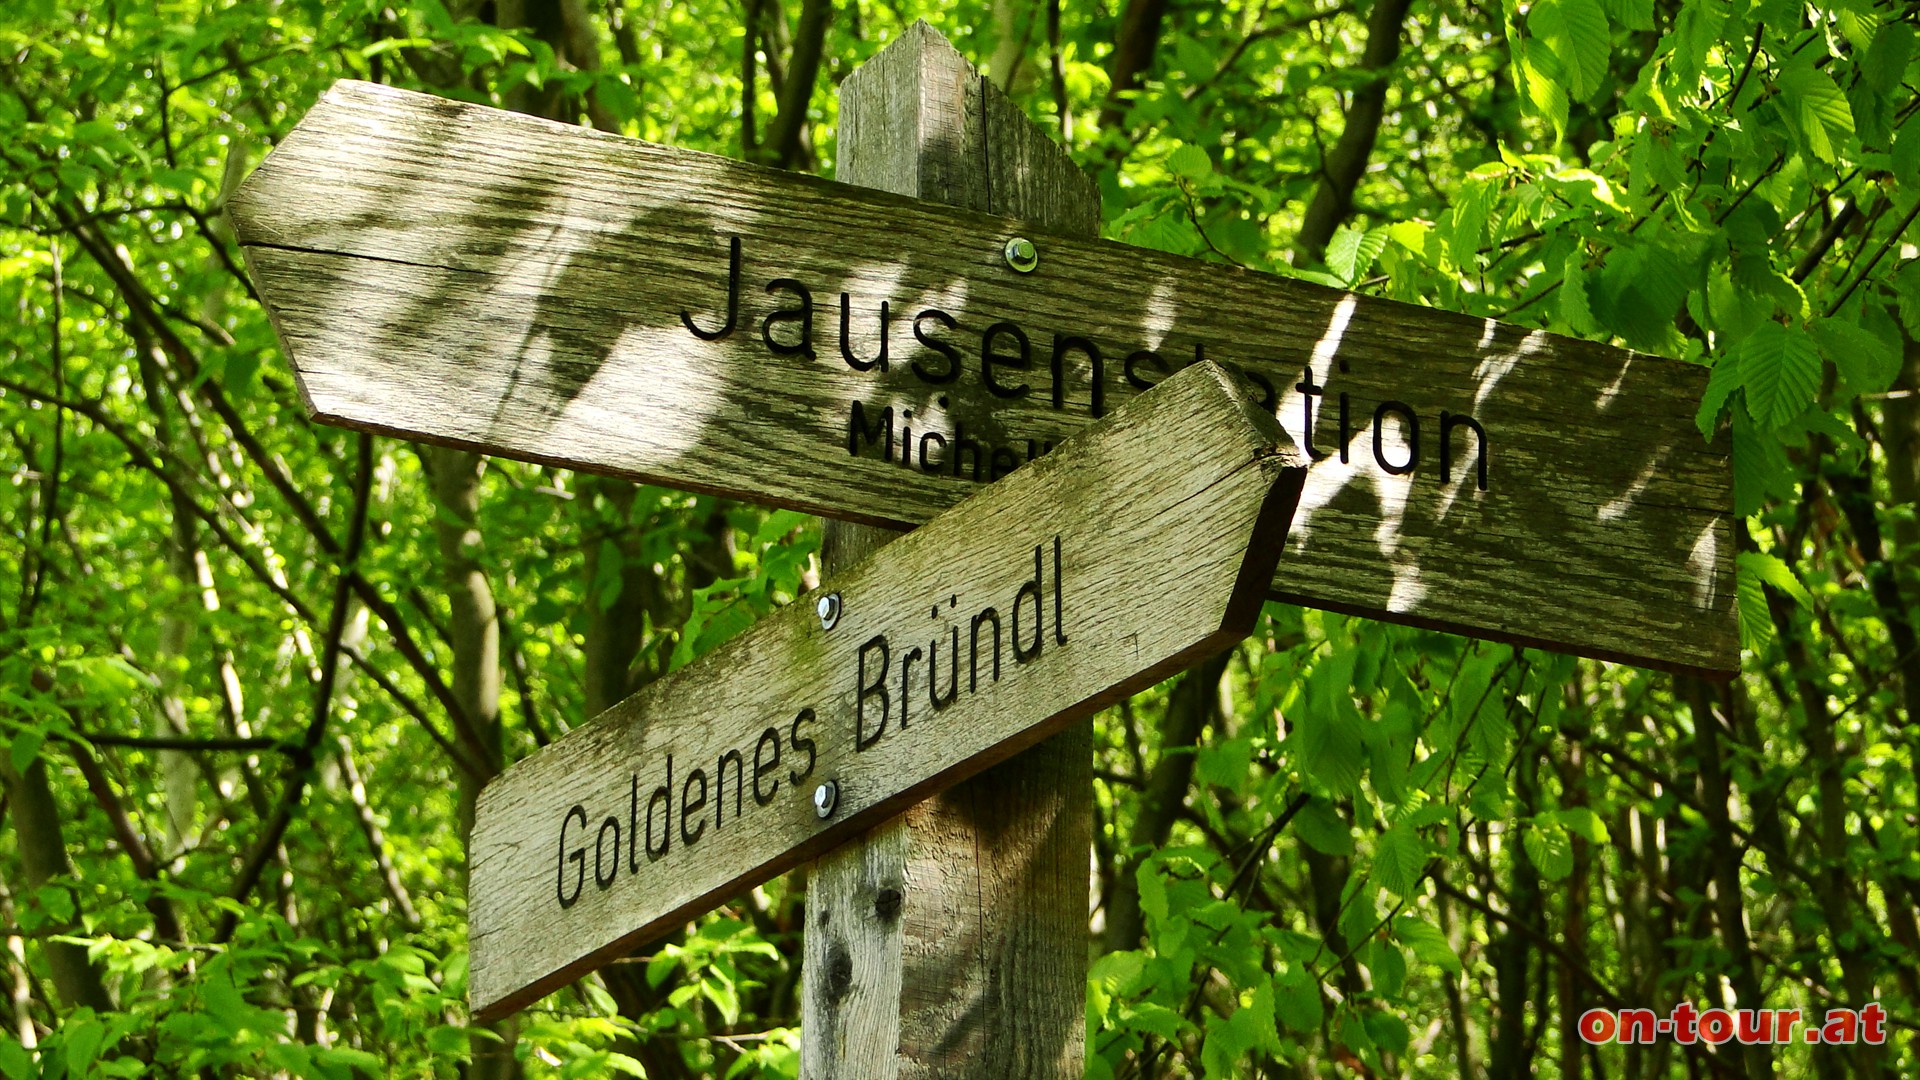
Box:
(802, 21), (1100, 1077)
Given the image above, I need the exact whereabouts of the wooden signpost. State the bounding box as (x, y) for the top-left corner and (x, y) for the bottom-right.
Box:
(466, 362), (1307, 1019)
(229, 75), (1737, 677)
(232, 21), (1741, 1074)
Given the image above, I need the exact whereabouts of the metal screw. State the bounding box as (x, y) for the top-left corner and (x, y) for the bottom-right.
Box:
(814, 780), (840, 819)
(816, 592), (842, 630)
(1003, 237), (1038, 273)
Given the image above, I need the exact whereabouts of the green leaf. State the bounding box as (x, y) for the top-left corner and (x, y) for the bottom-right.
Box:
(1811, 317), (1900, 396)
(1738, 550), (1811, 608)
(1338, 1010), (1378, 1072)
(1445, 179), (1496, 268)
(1894, 126), (1920, 192)
(1597, 239), (1691, 351)
(1776, 64), (1854, 164)
(1128, 208), (1203, 257)
(9, 729), (45, 776)
(1090, 950), (1146, 996)
(1203, 982), (1279, 1073)
(594, 73), (640, 124)
(1364, 1010), (1412, 1056)
(1197, 736), (1254, 791)
(1364, 939), (1407, 997)
(315, 1047), (387, 1074)
(1559, 254), (1596, 335)
(1168, 144), (1212, 181)
(1294, 798), (1354, 855)
(1834, 5), (1880, 53)
(1531, 0), (1611, 100)
(1895, 260), (1920, 338)
(1367, 702), (1414, 806)
(1125, 1001), (1185, 1040)
(1294, 651), (1367, 796)
(1467, 770), (1511, 819)
(1737, 558), (1775, 652)
(1738, 322), (1821, 431)
(1732, 410), (1796, 517)
(1696, 352), (1741, 438)
(1373, 820), (1426, 897)
(1274, 966), (1324, 1031)
(65, 1016), (106, 1076)
(1523, 821), (1574, 880)
(0, 1041), (30, 1080)
(1327, 224), (1364, 282)
(1603, 0), (1653, 31)
(360, 37), (434, 59)
(1136, 861), (1168, 925)
(1326, 224), (1388, 284)
(1673, 0), (1729, 85)
(1863, 24), (1915, 94)
(1551, 806), (1610, 843)
(1392, 915), (1462, 973)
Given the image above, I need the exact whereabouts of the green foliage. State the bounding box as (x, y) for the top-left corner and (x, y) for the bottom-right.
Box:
(1, 0), (1916, 1076)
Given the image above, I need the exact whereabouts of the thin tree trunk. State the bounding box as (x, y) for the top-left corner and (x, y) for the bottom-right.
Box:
(421, 446), (511, 1080)
(742, 0), (762, 156)
(1880, 336), (1920, 564)
(136, 357), (204, 853)
(1433, 869), (1473, 1079)
(1490, 748), (1540, 1079)
(1098, 0), (1169, 137)
(1767, 580), (1884, 1080)
(1557, 739), (1591, 1080)
(988, 0), (1029, 90)
(1303, 843), (1365, 1006)
(760, 0), (831, 169)
(0, 753), (113, 1013)
(1102, 651), (1229, 953)
(1681, 678), (1776, 1079)
(0, 874), (39, 1046)
(1293, 0), (1415, 262)
(336, 734), (421, 929)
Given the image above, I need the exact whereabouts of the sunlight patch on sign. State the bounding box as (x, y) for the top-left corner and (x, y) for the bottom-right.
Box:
(1140, 277), (1178, 353)
(1597, 450), (1666, 524)
(1471, 327), (1546, 413)
(1309, 294), (1358, 377)
(1596, 353), (1636, 410)
(564, 328), (733, 459)
(1689, 522), (1723, 610)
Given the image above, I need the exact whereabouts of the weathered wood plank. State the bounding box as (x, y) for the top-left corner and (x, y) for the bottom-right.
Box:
(465, 361), (1307, 1019)
(804, 23), (1097, 1079)
(229, 77), (1736, 674)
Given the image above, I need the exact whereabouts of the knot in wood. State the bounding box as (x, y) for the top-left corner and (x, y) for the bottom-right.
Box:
(825, 943), (854, 1004)
(873, 886), (903, 922)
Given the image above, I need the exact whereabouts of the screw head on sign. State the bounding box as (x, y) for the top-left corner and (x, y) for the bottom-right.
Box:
(816, 592), (842, 630)
(814, 780), (839, 819)
(1003, 237), (1038, 273)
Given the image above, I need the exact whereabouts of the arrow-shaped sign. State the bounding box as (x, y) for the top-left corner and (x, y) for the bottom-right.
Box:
(229, 80), (1735, 675)
(466, 362), (1306, 1019)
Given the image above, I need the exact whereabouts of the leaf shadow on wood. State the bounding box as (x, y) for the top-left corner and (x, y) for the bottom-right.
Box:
(234, 79), (1736, 674)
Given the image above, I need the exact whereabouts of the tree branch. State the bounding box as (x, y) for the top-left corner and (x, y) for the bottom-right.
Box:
(0, 374), (487, 780)
(218, 433), (376, 942)
(760, 0), (831, 169)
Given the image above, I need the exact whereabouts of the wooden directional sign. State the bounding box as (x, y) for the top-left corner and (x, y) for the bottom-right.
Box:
(230, 80), (1736, 675)
(465, 363), (1307, 1018)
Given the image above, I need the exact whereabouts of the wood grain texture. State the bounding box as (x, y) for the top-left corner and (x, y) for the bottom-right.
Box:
(465, 361), (1307, 1020)
(805, 23), (1098, 1080)
(228, 70), (1735, 675)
